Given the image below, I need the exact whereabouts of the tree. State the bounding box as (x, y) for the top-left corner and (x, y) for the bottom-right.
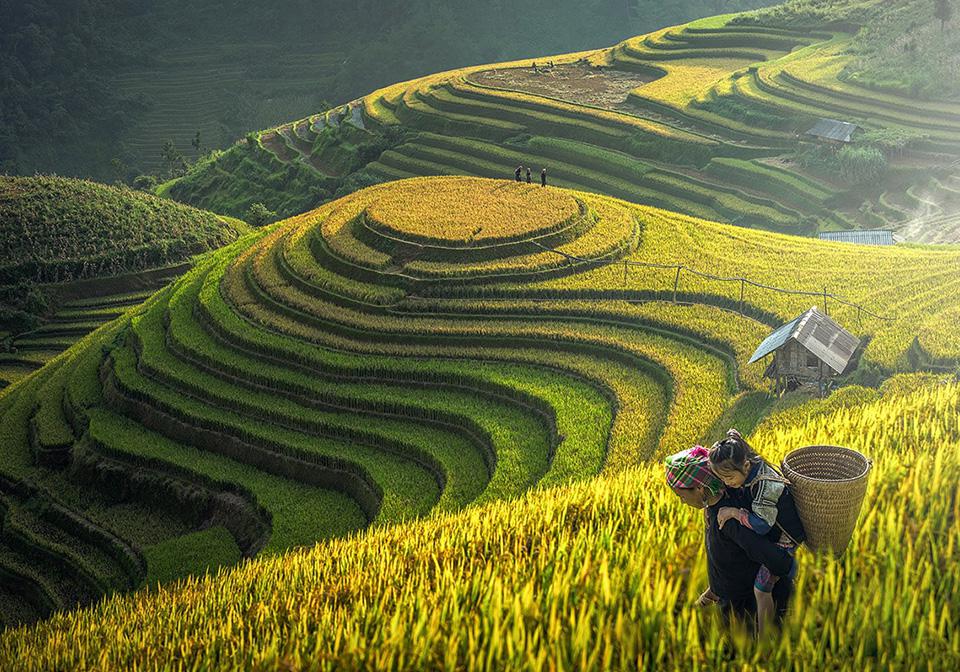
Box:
(110, 157), (128, 184)
(837, 145), (887, 185)
(191, 130), (201, 154)
(133, 175), (158, 192)
(160, 140), (188, 179)
(246, 202), (278, 227)
(935, 0), (953, 32)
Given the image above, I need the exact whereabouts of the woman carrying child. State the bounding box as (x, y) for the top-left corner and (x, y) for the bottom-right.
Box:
(664, 445), (796, 627)
(708, 429), (807, 635)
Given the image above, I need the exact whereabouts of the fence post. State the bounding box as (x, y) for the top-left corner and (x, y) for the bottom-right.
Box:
(739, 279), (745, 316)
(673, 266), (681, 304)
(823, 287), (828, 316)
(857, 305), (862, 327)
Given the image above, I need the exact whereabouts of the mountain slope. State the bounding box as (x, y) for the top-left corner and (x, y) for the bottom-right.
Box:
(0, 0), (777, 180)
(0, 175), (247, 388)
(0, 175), (958, 668)
(165, 7), (960, 243)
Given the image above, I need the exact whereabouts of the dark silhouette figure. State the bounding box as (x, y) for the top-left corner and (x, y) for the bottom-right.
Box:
(515, 165), (523, 182)
(526, 167), (532, 183)
(541, 168), (547, 187)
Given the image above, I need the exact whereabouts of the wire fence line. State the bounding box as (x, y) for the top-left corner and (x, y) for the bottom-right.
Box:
(528, 241), (895, 323)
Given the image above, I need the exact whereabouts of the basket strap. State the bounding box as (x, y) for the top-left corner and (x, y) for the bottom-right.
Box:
(753, 471), (792, 486)
(775, 522), (801, 548)
(752, 468), (800, 547)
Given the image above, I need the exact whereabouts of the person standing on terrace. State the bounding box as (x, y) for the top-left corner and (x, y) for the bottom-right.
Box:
(526, 167), (532, 184)
(515, 165), (523, 182)
(541, 167), (547, 187)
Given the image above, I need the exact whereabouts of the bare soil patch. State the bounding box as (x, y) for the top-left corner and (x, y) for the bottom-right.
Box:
(469, 63), (659, 110)
(260, 132), (297, 163)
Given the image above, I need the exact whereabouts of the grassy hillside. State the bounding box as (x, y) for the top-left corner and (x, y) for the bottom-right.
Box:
(0, 175), (957, 667)
(0, 176), (247, 389)
(0, 0), (777, 180)
(166, 6), (960, 244)
(739, 0), (960, 98)
(0, 176), (239, 286)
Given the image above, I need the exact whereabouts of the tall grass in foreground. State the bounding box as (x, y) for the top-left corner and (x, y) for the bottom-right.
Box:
(1, 379), (958, 671)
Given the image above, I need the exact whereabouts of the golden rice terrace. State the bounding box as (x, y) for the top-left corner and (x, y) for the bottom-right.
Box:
(5, 1), (960, 668)
(171, 9), (960, 246)
(1, 175), (959, 668)
(362, 179), (581, 244)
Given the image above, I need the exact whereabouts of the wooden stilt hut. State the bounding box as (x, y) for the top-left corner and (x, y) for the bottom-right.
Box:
(749, 307), (860, 396)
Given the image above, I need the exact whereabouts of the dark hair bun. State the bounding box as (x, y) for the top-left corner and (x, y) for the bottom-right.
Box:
(710, 429), (754, 467)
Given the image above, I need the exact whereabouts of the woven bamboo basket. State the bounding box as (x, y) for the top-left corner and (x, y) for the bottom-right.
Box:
(781, 445), (871, 557)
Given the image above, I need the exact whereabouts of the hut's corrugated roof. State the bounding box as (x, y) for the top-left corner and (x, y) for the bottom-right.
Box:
(748, 307), (860, 374)
(805, 118), (859, 143)
(818, 230), (895, 246)
(748, 314), (804, 365)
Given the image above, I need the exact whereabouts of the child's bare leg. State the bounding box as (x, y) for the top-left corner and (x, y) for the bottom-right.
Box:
(755, 587), (775, 636)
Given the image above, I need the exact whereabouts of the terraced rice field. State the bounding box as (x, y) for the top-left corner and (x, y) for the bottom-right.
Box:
(695, 33), (960, 150)
(1, 289), (156, 390)
(0, 176), (248, 390)
(356, 20), (886, 233)
(113, 44), (343, 173)
(7, 6), (960, 667)
(2, 176), (959, 669)
(176, 12), (960, 243)
(2, 175), (959, 628)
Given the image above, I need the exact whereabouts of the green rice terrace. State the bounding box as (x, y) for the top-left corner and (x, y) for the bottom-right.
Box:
(168, 5), (960, 245)
(2, 173), (960, 639)
(114, 44), (345, 175)
(0, 176), (247, 390)
(3, 2), (960, 669)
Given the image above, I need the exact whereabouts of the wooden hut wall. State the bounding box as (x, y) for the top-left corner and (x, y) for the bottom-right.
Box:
(775, 341), (832, 380)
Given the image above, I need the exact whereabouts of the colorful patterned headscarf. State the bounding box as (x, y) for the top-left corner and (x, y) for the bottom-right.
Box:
(665, 445), (725, 499)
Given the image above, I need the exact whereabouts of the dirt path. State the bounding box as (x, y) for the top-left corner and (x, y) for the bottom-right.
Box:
(469, 64), (763, 147)
(469, 63), (658, 110)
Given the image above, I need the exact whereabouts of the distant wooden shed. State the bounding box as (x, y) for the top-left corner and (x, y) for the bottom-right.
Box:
(818, 230), (896, 246)
(805, 118), (861, 145)
(749, 307), (860, 395)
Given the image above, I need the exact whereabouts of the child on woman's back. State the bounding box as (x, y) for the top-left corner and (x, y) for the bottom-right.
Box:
(709, 429), (806, 635)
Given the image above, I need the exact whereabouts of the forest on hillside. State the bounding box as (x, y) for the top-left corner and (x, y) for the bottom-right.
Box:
(0, 0), (777, 181)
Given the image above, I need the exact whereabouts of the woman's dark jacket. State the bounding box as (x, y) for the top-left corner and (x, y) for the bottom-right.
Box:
(705, 488), (795, 616)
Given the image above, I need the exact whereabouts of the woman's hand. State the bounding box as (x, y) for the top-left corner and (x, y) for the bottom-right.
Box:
(716, 506), (742, 529)
(695, 587), (720, 607)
